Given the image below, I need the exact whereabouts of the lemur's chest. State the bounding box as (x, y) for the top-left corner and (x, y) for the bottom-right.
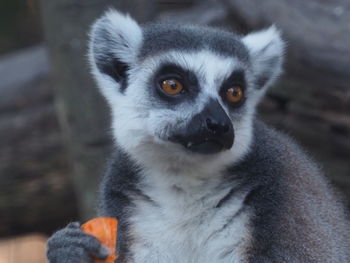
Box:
(127, 179), (251, 263)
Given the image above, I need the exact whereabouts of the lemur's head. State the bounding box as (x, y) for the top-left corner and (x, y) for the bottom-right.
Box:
(89, 10), (284, 169)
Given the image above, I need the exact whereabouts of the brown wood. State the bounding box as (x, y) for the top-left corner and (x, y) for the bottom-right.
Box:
(0, 46), (78, 237)
(0, 234), (47, 263)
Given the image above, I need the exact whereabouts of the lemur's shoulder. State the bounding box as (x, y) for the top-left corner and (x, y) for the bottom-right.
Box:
(98, 149), (140, 217)
(239, 120), (350, 262)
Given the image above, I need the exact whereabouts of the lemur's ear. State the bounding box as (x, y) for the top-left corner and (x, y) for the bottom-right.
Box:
(242, 26), (285, 90)
(89, 10), (142, 91)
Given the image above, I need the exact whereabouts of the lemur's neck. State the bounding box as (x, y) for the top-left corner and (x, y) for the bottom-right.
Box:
(136, 163), (239, 214)
(126, 148), (249, 211)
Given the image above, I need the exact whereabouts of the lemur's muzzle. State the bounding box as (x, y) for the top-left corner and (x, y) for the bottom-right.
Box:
(169, 98), (234, 154)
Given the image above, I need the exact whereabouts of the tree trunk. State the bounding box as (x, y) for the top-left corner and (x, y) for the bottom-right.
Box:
(0, 45), (79, 237)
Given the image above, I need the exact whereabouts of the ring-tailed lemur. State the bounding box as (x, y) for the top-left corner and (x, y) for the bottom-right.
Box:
(47, 10), (350, 263)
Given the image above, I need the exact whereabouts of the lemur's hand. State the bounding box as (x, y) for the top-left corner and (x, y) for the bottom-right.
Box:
(46, 222), (109, 263)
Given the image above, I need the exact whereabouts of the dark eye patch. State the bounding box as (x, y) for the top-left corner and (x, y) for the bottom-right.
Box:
(222, 69), (245, 86)
(219, 69), (246, 108)
(153, 63), (200, 103)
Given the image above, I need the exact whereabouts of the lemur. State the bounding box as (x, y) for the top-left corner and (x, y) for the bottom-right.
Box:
(47, 10), (350, 263)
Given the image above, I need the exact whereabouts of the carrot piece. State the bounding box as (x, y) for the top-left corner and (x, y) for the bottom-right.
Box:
(81, 217), (118, 263)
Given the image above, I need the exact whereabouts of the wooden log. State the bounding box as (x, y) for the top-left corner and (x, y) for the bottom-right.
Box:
(0, 234), (47, 263)
(0, 47), (78, 237)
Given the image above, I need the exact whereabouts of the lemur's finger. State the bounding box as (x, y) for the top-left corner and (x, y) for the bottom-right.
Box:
(66, 222), (80, 228)
(74, 233), (109, 259)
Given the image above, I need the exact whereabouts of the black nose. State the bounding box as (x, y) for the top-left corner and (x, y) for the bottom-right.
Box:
(168, 98), (234, 154)
(206, 118), (230, 135)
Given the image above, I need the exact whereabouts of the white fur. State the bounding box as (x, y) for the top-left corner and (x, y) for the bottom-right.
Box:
(88, 9), (143, 103)
(242, 26), (285, 91)
(88, 14), (282, 175)
(129, 167), (252, 263)
(102, 9), (142, 64)
(108, 50), (254, 174)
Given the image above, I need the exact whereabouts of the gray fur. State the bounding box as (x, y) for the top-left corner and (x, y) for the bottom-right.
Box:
(139, 23), (250, 63)
(232, 121), (350, 262)
(47, 9), (350, 263)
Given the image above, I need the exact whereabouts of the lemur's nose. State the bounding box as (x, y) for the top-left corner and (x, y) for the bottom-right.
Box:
(206, 118), (230, 134)
(168, 98), (234, 154)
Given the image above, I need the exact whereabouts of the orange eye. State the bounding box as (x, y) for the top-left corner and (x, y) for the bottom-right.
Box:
(161, 79), (184, 95)
(226, 86), (244, 103)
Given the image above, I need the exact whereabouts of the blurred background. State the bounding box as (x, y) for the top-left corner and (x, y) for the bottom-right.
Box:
(0, 0), (349, 262)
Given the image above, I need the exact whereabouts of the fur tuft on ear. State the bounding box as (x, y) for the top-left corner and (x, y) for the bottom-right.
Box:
(88, 9), (142, 91)
(242, 26), (285, 90)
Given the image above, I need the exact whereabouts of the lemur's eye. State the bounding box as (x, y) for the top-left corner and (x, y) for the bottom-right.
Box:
(161, 79), (184, 95)
(226, 86), (244, 103)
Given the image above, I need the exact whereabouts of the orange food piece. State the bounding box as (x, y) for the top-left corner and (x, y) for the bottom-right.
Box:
(81, 217), (118, 263)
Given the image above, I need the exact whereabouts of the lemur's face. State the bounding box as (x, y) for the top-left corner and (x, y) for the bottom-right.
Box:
(125, 50), (249, 156)
(89, 11), (284, 166)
